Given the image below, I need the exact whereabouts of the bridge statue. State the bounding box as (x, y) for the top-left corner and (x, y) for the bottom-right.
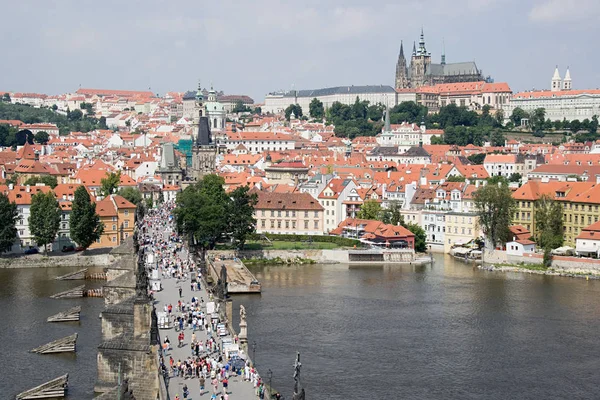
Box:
(216, 264), (228, 300)
(292, 352), (305, 400)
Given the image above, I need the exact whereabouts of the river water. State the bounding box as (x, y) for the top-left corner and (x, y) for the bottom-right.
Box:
(0, 266), (105, 399)
(234, 254), (600, 400)
(2, 256), (600, 399)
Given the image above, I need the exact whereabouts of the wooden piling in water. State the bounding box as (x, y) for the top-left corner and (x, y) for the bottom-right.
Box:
(47, 306), (81, 322)
(30, 333), (78, 354)
(16, 374), (68, 399)
(50, 285), (85, 299)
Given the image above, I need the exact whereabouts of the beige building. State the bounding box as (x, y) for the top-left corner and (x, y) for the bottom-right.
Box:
(444, 212), (480, 253)
(254, 191), (324, 235)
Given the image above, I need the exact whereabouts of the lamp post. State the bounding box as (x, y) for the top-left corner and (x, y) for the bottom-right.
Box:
(252, 340), (257, 367)
(268, 369), (272, 398)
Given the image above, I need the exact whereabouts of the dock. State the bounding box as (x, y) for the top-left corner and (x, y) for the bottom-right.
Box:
(348, 248), (432, 265)
(208, 256), (261, 293)
(50, 285), (85, 299)
(55, 268), (88, 280)
(31, 333), (78, 354)
(16, 374), (68, 399)
(47, 306), (81, 322)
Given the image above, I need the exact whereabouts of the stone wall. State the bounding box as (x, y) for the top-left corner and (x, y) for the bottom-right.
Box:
(487, 250), (600, 273)
(210, 249), (349, 264)
(0, 253), (112, 268)
(104, 287), (135, 306)
(101, 310), (133, 341)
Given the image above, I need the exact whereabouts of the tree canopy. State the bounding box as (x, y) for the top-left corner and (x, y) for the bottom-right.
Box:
(534, 194), (564, 251)
(309, 98), (324, 120)
(24, 175), (58, 189)
(34, 131), (49, 144)
(405, 222), (427, 252)
(29, 191), (60, 253)
(0, 193), (18, 253)
(285, 104), (303, 121)
(100, 171), (121, 197)
(118, 187), (143, 206)
(474, 180), (517, 248)
(70, 186), (104, 249)
(175, 175), (257, 251)
(356, 200), (383, 220)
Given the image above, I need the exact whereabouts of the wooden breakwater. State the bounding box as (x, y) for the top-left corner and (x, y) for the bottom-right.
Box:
(31, 333), (78, 354)
(16, 374), (69, 399)
(47, 306), (81, 322)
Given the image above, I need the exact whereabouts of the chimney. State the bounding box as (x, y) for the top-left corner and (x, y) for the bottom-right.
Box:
(8, 183), (14, 190)
(34, 151), (39, 161)
(62, 194), (67, 200)
(26, 185), (30, 193)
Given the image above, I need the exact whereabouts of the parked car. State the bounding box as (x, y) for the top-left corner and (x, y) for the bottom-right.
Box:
(74, 246), (84, 252)
(24, 248), (39, 255)
(61, 245), (75, 252)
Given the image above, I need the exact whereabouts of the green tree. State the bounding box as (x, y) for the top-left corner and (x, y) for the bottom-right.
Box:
(34, 131), (49, 144)
(356, 200), (383, 220)
(530, 108), (546, 133)
(447, 175), (466, 182)
(467, 153), (486, 165)
(70, 186), (104, 249)
(534, 194), (564, 252)
(68, 109), (83, 121)
(510, 107), (529, 126)
(494, 109), (505, 128)
(29, 191), (60, 253)
(473, 180), (517, 248)
(16, 129), (33, 145)
(284, 104), (303, 121)
(570, 119), (582, 134)
(174, 174), (229, 252)
(145, 196), (154, 209)
(228, 185), (258, 250)
(309, 98), (325, 120)
(99, 116), (108, 130)
(430, 135), (444, 145)
(2, 93), (10, 103)
(100, 171), (121, 197)
(508, 173), (522, 183)
(24, 175), (58, 189)
(118, 187), (143, 205)
(404, 222), (427, 252)
(590, 115), (598, 134)
(387, 201), (404, 226)
(51, 104), (58, 111)
(0, 193), (18, 253)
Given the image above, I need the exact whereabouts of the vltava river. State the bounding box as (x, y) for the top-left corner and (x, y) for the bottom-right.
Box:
(234, 255), (600, 400)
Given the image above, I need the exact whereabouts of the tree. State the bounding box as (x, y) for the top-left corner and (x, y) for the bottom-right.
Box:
(508, 173), (522, 183)
(495, 109), (505, 128)
(590, 115), (599, 134)
(68, 109), (83, 121)
(467, 153), (486, 165)
(570, 119), (582, 134)
(24, 175), (58, 189)
(15, 129), (33, 145)
(51, 104), (58, 111)
(118, 187), (143, 205)
(2, 93), (10, 103)
(510, 107), (529, 126)
(70, 186), (104, 249)
(284, 104), (303, 121)
(473, 181), (517, 248)
(174, 174), (229, 252)
(29, 191), (60, 253)
(535, 194), (564, 251)
(309, 98), (324, 120)
(386, 201), (404, 226)
(356, 200), (382, 220)
(530, 108), (546, 133)
(404, 222), (427, 252)
(228, 185), (258, 250)
(447, 175), (466, 182)
(34, 131), (49, 144)
(99, 116), (108, 130)
(100, 171), (121, 197)
(0, 193), (18, 253)
(145, 196), (154, 209)
(430, 135), (444, 145)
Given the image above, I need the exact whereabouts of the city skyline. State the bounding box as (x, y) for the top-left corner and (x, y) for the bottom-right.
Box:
(2, 0), (599, 100)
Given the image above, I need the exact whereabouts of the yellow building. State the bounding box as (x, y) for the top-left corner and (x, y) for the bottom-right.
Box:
(444, 212), (480, 253)
(513, 181), (600, 246)
(91, 195), (136, 248)
(254, 191), (324, 235)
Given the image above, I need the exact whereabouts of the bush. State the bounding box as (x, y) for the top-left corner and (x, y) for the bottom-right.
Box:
(248, 233), (363, 247)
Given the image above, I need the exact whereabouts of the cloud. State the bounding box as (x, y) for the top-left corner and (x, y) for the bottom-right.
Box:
(529, 0), (600, 22)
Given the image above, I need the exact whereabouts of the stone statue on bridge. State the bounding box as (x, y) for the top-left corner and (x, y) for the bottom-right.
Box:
(216, 264), (228, 300)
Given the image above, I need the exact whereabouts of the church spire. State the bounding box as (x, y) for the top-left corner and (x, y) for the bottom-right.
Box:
(563, 66), (572, 90)
(551, 65), (562, 92)
(412, 41), (416, 56)
(399, 40), (405, 59)
(418, 27), (427, 55)
(441, 39), (446, 65)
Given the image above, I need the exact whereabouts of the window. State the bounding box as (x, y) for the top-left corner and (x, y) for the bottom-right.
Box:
(277, 220), (281, 228)
(261, 210), (265, 217)
(270, 221), (274, 228)
(270, 210), (274, 217)
(314, 211), (319, 217)
(285, 211), (289, 217)
(112, 224), (117, 230)
(124, 220), (129, 228)
(292, 221), (296, 229)
(112, 236), (117, 243)
(112, 216), (117, 222)
(305, 211), (309, 218)
(124, 210), (129, 216)
(124, 233), (129, 239)
(304, 221), (309, 229)
(261, 220), (265, 228)
(278, 211), (282, 217)
(285, 221), (289, 229)
(314, 221), (319, 229)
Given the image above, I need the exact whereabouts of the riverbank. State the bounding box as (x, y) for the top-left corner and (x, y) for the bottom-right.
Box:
(0, 252), (113, 268)
(480, 263), (600, 280)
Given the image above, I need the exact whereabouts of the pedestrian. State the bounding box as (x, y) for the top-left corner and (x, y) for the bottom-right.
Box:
(179, 286), (183, 298)
(183, 384), (189, 399)
(222, 377), (228, 394)
(200, 376), (206, 394)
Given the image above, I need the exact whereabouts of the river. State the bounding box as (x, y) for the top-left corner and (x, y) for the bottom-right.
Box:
(233, 254), (600, 400)
(0, 266), (105, 399)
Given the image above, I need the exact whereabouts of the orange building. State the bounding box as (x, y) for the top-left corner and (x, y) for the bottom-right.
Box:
(91, 195), (136, 248)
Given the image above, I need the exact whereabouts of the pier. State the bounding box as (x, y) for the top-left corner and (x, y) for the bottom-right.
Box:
(208, 254), (261, 293)
(348, 248), (431, 265)
(50, 285), (85, 298)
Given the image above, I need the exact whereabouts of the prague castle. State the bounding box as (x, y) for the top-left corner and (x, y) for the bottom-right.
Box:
(395, 29), (485, 89)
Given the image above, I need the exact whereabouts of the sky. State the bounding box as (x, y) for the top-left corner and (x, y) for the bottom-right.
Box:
(1, 0), (599, 102)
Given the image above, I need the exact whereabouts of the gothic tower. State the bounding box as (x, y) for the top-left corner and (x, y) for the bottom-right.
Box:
(410, 28), (432, 88)
(188, 80), (217, 182)
(395, 41), (409, 89)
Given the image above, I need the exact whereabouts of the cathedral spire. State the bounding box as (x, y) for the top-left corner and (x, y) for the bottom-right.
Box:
(441, 39), (446, 65)
(418, 27), (427, 55)
(399, 40), (405, 59)
(551, 65), (562, 92)
(412, 41), (416, 56)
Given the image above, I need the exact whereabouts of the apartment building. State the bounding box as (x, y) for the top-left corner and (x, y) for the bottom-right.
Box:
(318, 178), (358, 233)
(91, 195), (136, 248)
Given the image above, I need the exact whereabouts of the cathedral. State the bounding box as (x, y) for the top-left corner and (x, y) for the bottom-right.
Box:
(395, 29), (485, 89)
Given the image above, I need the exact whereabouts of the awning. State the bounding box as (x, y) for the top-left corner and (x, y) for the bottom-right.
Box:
(452, 247), (471, 255)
